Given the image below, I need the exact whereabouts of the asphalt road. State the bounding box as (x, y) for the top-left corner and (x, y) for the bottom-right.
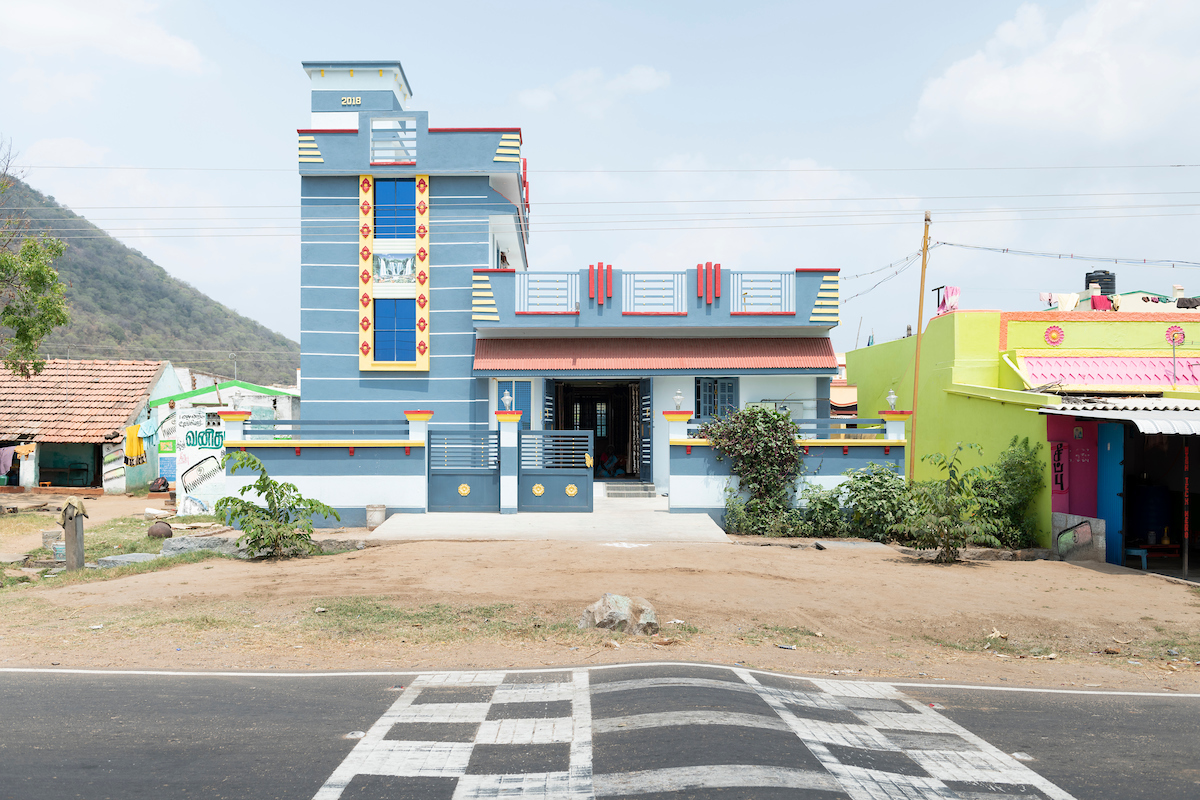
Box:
(1, 664), (1195, 799)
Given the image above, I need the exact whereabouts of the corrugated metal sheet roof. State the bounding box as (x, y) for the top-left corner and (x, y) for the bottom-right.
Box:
(473, 337), (837, 373)
(1040, 399), (1200, 434)
(0, 360), (165, 443)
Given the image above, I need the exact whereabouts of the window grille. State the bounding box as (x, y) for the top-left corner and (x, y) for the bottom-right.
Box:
(695, 378), (737, 420)
(371, 118), (417, 165)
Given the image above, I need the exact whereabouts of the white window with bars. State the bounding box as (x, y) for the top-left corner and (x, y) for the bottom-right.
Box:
(730, 272), (795, 313)
(517, 273), (578, 313)
(370, 118), (418, 165)
(622, 272), (687, 314)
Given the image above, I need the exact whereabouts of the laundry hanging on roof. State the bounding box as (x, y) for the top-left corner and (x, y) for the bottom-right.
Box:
(1039, 292), (1053, 305)
(935, 286), (960, 316)
(1056, 293), (1080, 312)
(123, 425), (147, 467)
(1090, 295), (1113, 311)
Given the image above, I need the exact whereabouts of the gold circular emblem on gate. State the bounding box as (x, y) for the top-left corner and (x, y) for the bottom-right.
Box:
(565, 484), (578, 497)
(532, 483), (545, 496)
(457, 483), (471, 496)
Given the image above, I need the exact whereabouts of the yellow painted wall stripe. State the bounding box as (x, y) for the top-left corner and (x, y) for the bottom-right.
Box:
(298, 136), (315, 141)
(500, 133), (521, 140)
(472, 291), (494, 297)
(299, 157), (325, 163)
(493, 156), (521, 163)
(815, 300), (839, 306)
(472, 314), (501, 321)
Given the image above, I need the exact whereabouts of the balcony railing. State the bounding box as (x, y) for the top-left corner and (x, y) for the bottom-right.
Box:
(622, 272), (687, 315)
(517, 272), (578, 313)
(241, 419), (411, 441)
(731, 272), (795, 314)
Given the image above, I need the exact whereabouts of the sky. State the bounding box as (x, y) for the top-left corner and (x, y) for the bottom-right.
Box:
(2, 0), (1199, 352)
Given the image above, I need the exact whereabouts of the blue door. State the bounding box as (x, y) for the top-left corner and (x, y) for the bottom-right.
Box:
(1097, 422), (1125, 564)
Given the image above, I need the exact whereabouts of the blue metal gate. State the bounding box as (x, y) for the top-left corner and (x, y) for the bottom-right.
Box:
(428, 430), (499, 512)
(518, 430), (593, 512)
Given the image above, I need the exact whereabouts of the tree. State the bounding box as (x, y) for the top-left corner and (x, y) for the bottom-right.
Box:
(216, 451), (340, 558)
(892, 443), (1002, 563)
(0, 137), (70, 377)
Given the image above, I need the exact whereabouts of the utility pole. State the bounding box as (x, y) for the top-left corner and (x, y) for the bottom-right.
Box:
(908, 212), (931, 482)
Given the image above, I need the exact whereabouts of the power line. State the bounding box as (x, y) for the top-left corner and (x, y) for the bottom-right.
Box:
(15, 162), (1200, 174)
(936, 241), (1200, 269)
(27, 209), (1200, 240)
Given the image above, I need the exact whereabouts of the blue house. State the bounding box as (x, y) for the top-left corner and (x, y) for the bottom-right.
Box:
(225, 60), (905, 524)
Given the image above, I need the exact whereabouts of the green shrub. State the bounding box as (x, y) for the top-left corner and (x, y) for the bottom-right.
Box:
(975, 437), (1045, 549)
(701, 406), (803, 536)
(215, 451), (340, 558)
(892, 444), (1002, 562)
(799, 483), (847, 538)
(841, 462), (913, 543)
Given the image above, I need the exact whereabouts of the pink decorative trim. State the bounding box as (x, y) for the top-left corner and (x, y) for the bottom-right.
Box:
(1167, 325), (1186, 345)
(297, 128), (357, 134)
(1044, 326), (1065, 347)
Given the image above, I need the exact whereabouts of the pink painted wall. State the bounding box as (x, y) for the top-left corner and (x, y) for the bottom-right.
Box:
(1046, 416), (1098, 518)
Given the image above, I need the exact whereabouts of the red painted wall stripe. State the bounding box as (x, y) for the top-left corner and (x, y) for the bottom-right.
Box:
(597, 262), (604, 306)
(714, 263), (721, 298)
(697, 263), (704, 297)
(606, 263), (613, 298)
(705, 261), (713, 305)
(589, 264), (595, 298)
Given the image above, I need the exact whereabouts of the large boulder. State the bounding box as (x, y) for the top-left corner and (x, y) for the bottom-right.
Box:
(578, 593), (659, 635)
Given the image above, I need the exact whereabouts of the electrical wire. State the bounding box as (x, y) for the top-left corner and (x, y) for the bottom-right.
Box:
(936, 241), (1200, 269)
(15, 163), (1200, 174)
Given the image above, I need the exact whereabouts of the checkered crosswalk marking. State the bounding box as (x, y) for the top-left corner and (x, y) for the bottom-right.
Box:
(312, 665), (1076, 800)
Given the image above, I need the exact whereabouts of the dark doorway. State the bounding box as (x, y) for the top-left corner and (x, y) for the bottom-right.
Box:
(555, 381), (642, 480)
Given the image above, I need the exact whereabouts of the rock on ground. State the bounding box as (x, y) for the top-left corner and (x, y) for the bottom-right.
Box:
(97, 553), (161, 569)
(578, 593), (659, 635)
(160, 536), (246, 559)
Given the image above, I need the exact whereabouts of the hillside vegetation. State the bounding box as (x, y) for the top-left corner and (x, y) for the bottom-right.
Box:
(0, 178), (298, 385)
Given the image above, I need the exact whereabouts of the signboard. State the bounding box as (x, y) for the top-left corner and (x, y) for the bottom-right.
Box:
(157, 410), (177, 482)
(1050, 441), (1069, 494)
(175, 409), (226, 515)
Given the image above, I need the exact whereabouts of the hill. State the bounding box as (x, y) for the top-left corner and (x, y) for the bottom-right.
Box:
(0, 178), (299, 385)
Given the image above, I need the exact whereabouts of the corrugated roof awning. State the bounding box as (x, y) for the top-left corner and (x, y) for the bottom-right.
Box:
(1039, 404), (1200, 435)
(473, 337), (837, 375)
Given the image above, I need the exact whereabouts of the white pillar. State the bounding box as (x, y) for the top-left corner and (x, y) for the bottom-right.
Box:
(879, 410), (911, 440)
(662, 410), (694, 441)
(404, 410), (433, 445)
(496, 410), (522, 514)
(18, 443), (37, 489)
(217, 410), (252, 441)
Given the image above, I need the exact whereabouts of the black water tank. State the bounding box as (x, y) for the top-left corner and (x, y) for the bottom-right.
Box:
(1085, 269), (1117, 295)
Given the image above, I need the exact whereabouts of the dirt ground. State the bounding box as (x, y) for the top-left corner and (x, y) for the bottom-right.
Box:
(3, 534), (1200, 691)
(0, 494), (171, 555)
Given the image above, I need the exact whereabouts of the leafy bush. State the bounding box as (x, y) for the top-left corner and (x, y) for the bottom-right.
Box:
(799, 484), (847, 538)
(841, 463), (913, 543)
(215, 451), (340, 558)
(975, 437), (1045, 549)
(701, 406), (803, 536)
(892, 444), (1002, 562)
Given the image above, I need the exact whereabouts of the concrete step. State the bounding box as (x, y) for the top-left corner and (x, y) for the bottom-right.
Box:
(603, 484), (658, 498)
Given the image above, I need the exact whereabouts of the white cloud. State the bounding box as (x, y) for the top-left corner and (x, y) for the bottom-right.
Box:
(517, 65), (671, 118)
(0, 0), (205, 73)
(10, 67), (99, 113)
(21, 137), (108, 167)
(909, 0), (1200, 145)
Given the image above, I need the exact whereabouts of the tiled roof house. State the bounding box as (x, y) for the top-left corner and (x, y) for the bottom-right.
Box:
(0, 360), (182, 493)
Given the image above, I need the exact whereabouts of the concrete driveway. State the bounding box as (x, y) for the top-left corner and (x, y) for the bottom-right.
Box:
(371, 496), (729, 543)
